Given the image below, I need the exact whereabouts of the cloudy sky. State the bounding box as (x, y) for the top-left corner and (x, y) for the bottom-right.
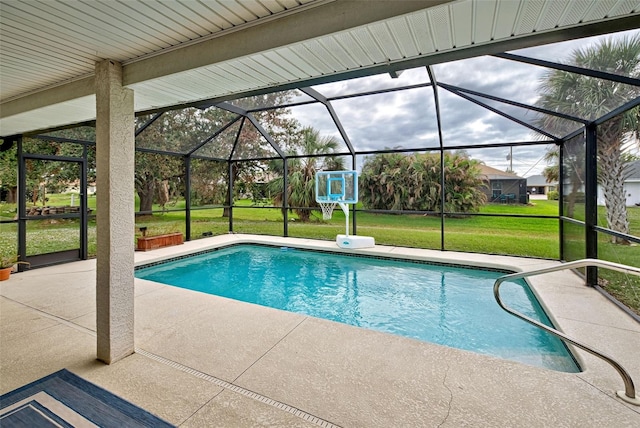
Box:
(281, 28), (639, 178)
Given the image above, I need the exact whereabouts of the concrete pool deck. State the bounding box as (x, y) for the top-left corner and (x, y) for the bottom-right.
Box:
(2, 234), (639, 426)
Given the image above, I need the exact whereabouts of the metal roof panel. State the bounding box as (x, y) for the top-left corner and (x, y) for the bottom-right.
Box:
(2, 0), (638, 136)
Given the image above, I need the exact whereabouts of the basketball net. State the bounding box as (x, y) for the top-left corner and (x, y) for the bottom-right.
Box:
(319, 201), (337, 220)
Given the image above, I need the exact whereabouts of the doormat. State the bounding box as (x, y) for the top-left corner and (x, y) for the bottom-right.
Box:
(0, 369), (174, 427)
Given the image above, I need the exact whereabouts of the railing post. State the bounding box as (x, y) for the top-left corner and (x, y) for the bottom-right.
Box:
(585, 124), (598, 286)
(17, 137), (26, 267)
(80, 147), (88, 259)
(558, 141), (564, 261)
(352, 155), (357, 236)
(184, 155), (191, 241)
(228, 161), (233, 233)
(283, 159), (288, 237)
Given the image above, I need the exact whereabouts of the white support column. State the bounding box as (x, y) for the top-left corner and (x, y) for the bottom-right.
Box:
(95, 60), (135, 364)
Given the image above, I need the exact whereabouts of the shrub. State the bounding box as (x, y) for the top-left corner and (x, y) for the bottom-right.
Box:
(360, 152), (487, 213)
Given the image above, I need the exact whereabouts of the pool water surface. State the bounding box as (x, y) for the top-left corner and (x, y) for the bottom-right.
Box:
(136, 244), (579, 372)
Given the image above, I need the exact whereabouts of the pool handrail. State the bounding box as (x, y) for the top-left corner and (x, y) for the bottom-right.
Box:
(493, 258), (640, 406)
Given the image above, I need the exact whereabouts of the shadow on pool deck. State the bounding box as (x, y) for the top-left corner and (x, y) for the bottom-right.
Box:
(2, 234), (639, 426)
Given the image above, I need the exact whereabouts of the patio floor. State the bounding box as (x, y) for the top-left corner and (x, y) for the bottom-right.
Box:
(2, 234), (639, 426)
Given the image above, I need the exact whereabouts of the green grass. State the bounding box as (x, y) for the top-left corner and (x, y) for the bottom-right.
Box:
(597, 225), (640, 316)
(561, 205), (640, 315)
(3, 197), (562, 257)
(598, 246), (640, 316)
(1, 194), (638, 314)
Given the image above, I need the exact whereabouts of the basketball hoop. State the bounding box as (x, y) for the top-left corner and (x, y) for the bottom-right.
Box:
(315, 171), (357, 224)
(319, 201), (336, 220)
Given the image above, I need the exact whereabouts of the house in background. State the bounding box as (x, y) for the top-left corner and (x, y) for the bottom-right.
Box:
(598, 160), (640, 207)
(478, 164), (527, 203)
(526, 174), (557, 196)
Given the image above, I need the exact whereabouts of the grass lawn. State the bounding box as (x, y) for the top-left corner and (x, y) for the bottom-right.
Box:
(1, 194), (638, 314)
(598, 243), (640, 316)
(562, 204), (640, 315)
(597, 213), (640, 316)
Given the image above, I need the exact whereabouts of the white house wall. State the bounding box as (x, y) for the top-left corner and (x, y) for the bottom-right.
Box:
(597, 181), (640, 207)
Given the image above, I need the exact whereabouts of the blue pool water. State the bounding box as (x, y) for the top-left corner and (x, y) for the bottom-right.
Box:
(136, 244), (579, 372)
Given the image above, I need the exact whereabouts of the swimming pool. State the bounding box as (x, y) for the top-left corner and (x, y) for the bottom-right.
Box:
(136, 244), (579, 372)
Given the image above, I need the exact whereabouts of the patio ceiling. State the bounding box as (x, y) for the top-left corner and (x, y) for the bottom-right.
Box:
(1, 0), (639, 137)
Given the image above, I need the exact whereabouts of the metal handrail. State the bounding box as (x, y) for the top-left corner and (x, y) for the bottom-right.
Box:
(493, 258), (640, 406)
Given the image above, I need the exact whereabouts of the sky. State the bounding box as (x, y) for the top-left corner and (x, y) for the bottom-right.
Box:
(279, 28), (639, 178)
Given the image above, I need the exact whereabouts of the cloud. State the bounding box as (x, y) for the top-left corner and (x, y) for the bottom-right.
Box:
(433, 56), (542, 106)
(273, 29), (638, 177)
(287, 72), (547, 175)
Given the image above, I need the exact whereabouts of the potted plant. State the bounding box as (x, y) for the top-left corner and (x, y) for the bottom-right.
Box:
(0, 255), (30, 281)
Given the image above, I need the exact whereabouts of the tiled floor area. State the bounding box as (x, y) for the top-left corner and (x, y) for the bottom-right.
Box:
(2, 234), (640, 426)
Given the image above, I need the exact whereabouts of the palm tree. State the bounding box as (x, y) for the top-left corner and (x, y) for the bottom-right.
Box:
(542, 149), (559, 184)
(270, 127), (345, 222)
(541, 141), (587, 218)
(536, 35), (640, 243)
(359, 152), (486, 213)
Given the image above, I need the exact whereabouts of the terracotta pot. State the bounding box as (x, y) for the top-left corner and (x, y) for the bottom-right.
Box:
(0, 267), (11, 281)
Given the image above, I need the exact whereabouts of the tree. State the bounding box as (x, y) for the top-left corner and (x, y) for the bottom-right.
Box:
(133, 92), (302, 216)
(0, 142), (17, 203)
(542, 143), (586, 217)
(134, 152), (184, 213)
(133, 113), (185, 213)
(359, 152), (487, 213)
(19, 137), (94, 206)
(536, 35), (640, 243)
(268, 127), (345, 222)
(135, 107), (244, 213)
(542, 150), (559, 184)
(222, 92), (301, 217)
(189, 158), (227, 206)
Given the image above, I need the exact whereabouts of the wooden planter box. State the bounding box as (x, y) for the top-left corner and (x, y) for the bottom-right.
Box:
(136, 232), (184, 251)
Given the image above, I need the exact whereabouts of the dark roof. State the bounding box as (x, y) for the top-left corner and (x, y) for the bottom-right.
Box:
(478, 164), (522, 180)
